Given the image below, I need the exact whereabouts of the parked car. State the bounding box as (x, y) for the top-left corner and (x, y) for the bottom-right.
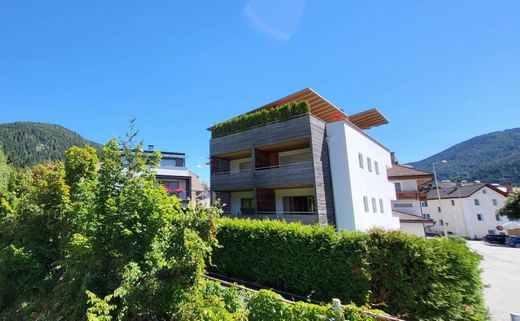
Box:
(506, 236), (520, 248)
(484, 234), (506, 244)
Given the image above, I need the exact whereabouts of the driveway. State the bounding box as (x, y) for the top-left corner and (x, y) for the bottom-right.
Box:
(467, 240), (520, 321)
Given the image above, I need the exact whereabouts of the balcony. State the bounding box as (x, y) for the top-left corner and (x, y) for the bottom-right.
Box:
(211, 169), (254, 191)
(254, 161), (315, 188)
(396, 191), (428, 201)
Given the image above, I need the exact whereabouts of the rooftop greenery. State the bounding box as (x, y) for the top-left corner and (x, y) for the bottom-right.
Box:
(211, 100), (310, 138)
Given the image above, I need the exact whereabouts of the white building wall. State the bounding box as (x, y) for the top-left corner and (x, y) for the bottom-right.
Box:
(326, 121), (400, 231)
(401, 222), (426, 237)
(423, 187), (508, 238)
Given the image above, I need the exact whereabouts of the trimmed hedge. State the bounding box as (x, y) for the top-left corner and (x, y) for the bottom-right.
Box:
(201, 280), (382, 321)
(211, 218), (488, 321)
(211, 101), (310, 138)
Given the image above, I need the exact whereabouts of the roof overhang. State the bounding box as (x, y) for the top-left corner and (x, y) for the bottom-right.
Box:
(209, 88), (389, 131)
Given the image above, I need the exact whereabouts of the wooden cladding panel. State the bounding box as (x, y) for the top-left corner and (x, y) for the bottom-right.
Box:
(256, 188), (276, 212)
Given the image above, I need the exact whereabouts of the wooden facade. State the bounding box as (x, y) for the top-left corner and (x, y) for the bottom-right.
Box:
(210, 114), (335, 227)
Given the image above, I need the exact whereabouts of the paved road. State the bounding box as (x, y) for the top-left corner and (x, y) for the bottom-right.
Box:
(467, 240), (520, 321)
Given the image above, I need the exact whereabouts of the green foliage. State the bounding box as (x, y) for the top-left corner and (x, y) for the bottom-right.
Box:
(410, 127), (520, 184)
(0, 133), (220, 320)
(0, 121), (102, 167)
(0, 145), (10, 195)
(212, 218), (489, 321)
(497, 189), (520, 219)
(211, 101), (310, 138)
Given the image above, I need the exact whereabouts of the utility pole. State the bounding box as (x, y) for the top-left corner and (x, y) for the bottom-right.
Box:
(433, 160), (448, 237)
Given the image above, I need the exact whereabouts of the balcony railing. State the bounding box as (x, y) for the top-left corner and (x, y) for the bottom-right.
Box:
(396, 191), (428, 201)
(254, 161), (314, 188)
(211, 169), (254, 191)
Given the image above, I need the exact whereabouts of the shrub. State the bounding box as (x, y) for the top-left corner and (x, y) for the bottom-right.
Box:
(211, 101), (310, 138)
(211, 218), (489, 321)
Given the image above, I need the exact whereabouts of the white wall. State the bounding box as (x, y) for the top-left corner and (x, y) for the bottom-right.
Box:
(230, 191), (253, 216)
(423, 187), (508, 238)
(401, 222), (426, 237)
(326, 121), (400, 231)
(274, 187), (315, 214)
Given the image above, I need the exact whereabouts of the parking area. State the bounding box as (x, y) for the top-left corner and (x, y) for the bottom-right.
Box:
(467, 240), (520, 321)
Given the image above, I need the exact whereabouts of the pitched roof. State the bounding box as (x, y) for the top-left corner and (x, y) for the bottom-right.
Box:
(422, 183), (508, 200)
(392, 210), (434, 223)
(387, 164), (433, 179)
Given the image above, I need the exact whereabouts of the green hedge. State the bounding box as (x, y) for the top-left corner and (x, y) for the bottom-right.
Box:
(211, 101), (310, 138)
(211, 218), (488, 321)
(201, 280), (382, 321)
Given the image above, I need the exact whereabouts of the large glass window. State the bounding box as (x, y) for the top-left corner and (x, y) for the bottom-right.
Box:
(161, 157), (185, 168)
(279, 151), (312, 165)
(283, 196), (315, 214)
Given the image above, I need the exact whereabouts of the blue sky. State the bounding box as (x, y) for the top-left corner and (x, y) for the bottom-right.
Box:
(1, 1), (519, 182)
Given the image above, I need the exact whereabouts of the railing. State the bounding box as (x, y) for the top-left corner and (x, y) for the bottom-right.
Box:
(255, 160), (313, 171)
(396, 191), (428, 201)
(205, 272), (405, 321)
(256, 211), (316, 215)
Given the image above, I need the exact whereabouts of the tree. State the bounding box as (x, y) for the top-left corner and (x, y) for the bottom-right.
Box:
(498, 189), (520, 219)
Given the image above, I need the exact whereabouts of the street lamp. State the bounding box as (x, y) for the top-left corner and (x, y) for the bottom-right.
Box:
(433, 160), (448, 237)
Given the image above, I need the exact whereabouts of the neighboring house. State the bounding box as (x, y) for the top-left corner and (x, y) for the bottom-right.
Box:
(145, 147), (207, 208)
(420, 182), (510, 239)
(387, 161), (435, 236)
(209, 88), (400, 231)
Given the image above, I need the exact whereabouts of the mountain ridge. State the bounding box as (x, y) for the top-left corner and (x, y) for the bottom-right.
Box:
(408, 127), (520, 185)
(0, 121), (102, 167)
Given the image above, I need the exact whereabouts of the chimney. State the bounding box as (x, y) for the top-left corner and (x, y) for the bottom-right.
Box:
(147, 144), (154, 151)
(502, 179), (513, 195)
(390, 152), (398, 165)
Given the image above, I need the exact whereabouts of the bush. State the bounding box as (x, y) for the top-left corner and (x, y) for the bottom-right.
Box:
(211, 218), (488, 321)
(197, 281), (380, 321)
(211, 101), (310, 138)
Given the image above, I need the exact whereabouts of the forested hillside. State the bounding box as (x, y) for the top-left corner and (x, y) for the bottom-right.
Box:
(0, 122), (101, 167)
(409, 128), (520, 184)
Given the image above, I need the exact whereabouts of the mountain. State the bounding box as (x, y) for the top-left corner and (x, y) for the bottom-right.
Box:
(0, 122), (102, 167)
(408, 128), (520, 185)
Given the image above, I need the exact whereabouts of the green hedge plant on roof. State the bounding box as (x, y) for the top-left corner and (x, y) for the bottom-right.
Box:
(211, 100), (310, 138)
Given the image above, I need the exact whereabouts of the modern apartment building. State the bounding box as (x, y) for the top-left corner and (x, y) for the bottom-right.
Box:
(420, 182), (510, 238)
(387, 162), (434, 236)
(209, 88), (400, 231)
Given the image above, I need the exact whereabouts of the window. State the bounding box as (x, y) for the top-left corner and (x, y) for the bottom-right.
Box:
(477, 214), (483, 221)
(492, 199), (498, 206)
(161, 158), (185, 168)
(394, 182), (402, 192)
(374, 161), (379, 175)
(421, 201), (428, 207)
(162, 181), (180, 190)
(379, 199), (384, 213)
(437, 206), (441, 213)
(474, 199), (480, 206)
(394, 203), (413, 208)
(439, 219), (444, 226)
(482, 189), (487, 194)
(451, 200), (455, 206)
(495, 214), (502, 221)
(363, 196), (369, 212)
(367, 157), (372, 172)
(372, 197), (377, 213)
(240, 198), (254, 214)
(423, 213), (431, 219)
(358, 153), (364, 169)
(279, 150), (312, 165)
(283, 196), (315, 214)
(239, 161), (252, 171)
(487, 229), (496, 235)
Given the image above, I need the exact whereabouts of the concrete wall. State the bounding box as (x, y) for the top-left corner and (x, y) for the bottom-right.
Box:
(230, 191), (254, 216)
(326, 120), (400, 231)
